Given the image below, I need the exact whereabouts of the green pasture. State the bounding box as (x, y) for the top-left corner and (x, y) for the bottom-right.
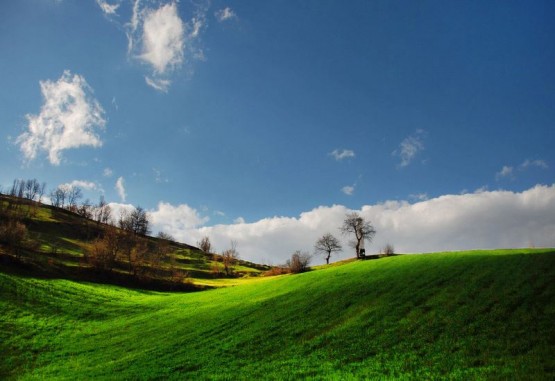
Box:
(1, 248), (554, 379)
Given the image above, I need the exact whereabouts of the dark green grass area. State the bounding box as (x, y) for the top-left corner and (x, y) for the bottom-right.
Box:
(1, 249), (554, 380)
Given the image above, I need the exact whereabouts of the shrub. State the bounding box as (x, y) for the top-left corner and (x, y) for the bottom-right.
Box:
(381, 244), (395, 256)
(287, 251), (311, 273)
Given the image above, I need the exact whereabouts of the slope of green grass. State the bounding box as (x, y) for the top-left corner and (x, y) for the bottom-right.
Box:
(1, 249), (554, 379)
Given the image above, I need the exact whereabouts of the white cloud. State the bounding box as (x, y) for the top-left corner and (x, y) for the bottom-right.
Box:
(409, 193), (429, 201)
(103, 168), (113, 177)
(145, 76), (170, 92)
(107, 202), (136, 224)
(496, 159), (548, 181)
(140, 3), (184, 74)
(393, 130), (426, 168)
(153, 185), (555, 266)
(520, 159), (548, 170)
(115, 176), (126, 202)
(215, 7), (236, 22)
(16, 70), (106, 165)
(234, 217), (246, 224)
(330, 149), (355, 161)
(96, 0), (120, 15)
(341, 185), (355, 196)
(60, 180), (99, 191)
(124, 1), (207, 92)
(496, 165), (514, 180)
(149, 202), (209, 238)
(152, 167), (168, 183)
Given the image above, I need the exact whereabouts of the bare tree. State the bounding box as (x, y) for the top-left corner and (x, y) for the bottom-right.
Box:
(0, 219), (29, 259)
(287, 250), (311, 273)
(50, 186), (68, 208)
(94, 196), (112, 225)
(119, 206), (150, 236)
(198, 236), (212, 253)
(37, 182), (47, 203)
(86, 226), (120, 272)
(157, 231), (175, 242)
(77, 199), (93, 220)
(340, 212), (376, 259)
(67, 186), (83, 212)
(314, 233), (342, 265)
(221, 240), (239, 276)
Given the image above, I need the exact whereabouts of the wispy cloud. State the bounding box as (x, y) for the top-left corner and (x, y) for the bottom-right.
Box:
(145, 76), (171, 92)
(330, 149), (355, 161)
(393, 130), (426, 168)
(496, 159), (548, 181)
(215, 7), (236, 22)
(115, 176), (126, 202)
(496, 165), (514, 180)
(96, 0), (120, 15)
(16, 70), (106, 165)
(152, 168), (168, 183)
(520, 159), (548, 170)
(341, 185), (355, 196)
(409, 193), (429, 202)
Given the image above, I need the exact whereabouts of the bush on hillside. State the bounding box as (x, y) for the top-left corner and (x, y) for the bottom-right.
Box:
(287, 251), (311, 273)
(381, 244), (395, 256)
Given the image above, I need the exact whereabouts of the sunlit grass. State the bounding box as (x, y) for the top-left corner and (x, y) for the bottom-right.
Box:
(2, 248), (554, 379)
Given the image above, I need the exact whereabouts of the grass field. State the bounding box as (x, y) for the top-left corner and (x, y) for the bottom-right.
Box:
(1, 248), (554, 379)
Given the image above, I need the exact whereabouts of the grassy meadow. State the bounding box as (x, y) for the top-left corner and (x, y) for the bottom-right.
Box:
(2, 248), (554, 379)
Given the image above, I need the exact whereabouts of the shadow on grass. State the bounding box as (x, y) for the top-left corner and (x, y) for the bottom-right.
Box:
(0, 254), (211, 293)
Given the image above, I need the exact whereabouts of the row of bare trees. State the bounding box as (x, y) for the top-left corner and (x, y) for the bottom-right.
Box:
(197, 237), (241, 277)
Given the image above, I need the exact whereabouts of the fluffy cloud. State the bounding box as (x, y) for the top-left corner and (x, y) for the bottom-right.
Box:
(149, 202), (209, 238)
(16, 71), (106, 165)
(215, 7), (236, 22)
(126, 1), (206, 92)
(149, 185), (555, 266)
(393, 130), (426, 168)
(115, 176), (126, 202)
(330, 149), (355, 161)
(140, 3), (184, 74)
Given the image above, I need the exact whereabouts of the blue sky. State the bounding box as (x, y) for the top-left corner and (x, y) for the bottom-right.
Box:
(1, 1), (554, 263)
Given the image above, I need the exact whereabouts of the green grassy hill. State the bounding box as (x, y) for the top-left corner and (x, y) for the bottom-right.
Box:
(2, 249), (554, 379)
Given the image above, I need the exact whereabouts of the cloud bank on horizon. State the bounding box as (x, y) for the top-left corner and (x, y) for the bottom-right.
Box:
(132, 184), (555, 265)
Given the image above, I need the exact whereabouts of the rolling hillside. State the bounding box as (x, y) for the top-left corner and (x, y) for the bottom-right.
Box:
(0, 194), (268, 288)
(1, 249), (554, 379)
